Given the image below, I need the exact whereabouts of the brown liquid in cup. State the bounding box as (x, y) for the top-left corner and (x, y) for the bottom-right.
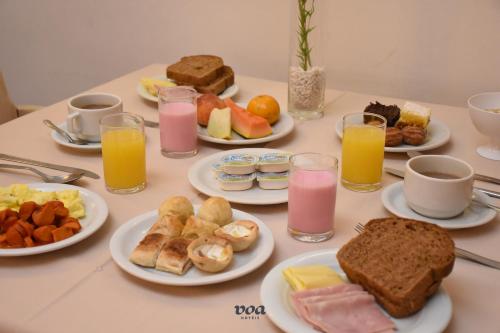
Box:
(420, 171), (459, 179)
(80, 104), (113, 109)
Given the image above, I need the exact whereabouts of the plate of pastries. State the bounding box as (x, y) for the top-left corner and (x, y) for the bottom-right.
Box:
(110, 195), (274, 286)
(335, 101), (451, 152)
(137, 55), (238, 102)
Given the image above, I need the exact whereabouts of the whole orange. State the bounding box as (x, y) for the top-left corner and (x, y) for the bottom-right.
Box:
(247, 95), (281, 125)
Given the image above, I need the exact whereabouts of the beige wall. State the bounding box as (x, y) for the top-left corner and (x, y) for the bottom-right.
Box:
(1, 0), (499, 107)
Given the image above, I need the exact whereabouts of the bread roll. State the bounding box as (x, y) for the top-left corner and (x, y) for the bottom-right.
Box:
(197, 197), (232, 226)
(158, 196), (193, 223)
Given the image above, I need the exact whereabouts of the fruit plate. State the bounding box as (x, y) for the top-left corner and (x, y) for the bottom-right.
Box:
(188, 148), (288, 205)
(198, 111), (294, 145)
(136, 75), (239, 103)
(109, 206), (274, 286)
(335, 118), (451, 153)
(261, 249), (452, 333)
(0, 183), (108, 256)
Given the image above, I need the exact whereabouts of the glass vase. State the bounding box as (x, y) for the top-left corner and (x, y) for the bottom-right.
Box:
(288, 0), (326, 120)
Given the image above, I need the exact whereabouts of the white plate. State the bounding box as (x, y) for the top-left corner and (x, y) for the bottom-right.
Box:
(136, 75), (239, 103)
(188, 148), (288, 205)
(335, 118), (451, 153)
(198, 111), (294, 145)
(50, 122), (101, 151)
(260, 249), (452, 333)
(0, 183), (108, 256)
(382, 181), (497, 229)
(109, 206), (274, 286)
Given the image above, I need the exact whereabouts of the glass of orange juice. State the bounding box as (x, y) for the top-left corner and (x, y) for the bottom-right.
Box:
(341, 112), (386, 192)
(100, 113), (146, 194)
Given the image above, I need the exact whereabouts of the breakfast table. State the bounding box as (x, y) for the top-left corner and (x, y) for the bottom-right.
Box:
(0, 64), (499, 333)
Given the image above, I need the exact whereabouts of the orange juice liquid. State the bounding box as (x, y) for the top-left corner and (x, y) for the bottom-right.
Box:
(101, 128), (146, 189)
(341, 125), (385, 187)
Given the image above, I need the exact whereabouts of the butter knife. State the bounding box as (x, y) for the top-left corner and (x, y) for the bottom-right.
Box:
(384, 167), (500, 199)
(144, 120), (159, 128)
(0, 153), (100, 179)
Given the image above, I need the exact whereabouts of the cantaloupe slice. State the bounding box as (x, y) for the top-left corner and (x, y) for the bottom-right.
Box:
(224, 98), (273, 139)
(207, 107), (231, 140)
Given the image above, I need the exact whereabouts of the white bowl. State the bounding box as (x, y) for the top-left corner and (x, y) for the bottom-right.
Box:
(467, 92), (500, 160)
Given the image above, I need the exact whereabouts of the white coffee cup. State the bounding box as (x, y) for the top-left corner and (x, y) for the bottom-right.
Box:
(404, 155), (474, 219)
(67, 93), (122, 142)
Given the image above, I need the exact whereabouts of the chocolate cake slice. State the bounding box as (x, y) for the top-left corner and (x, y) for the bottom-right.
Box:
(364, 101), (401, 127)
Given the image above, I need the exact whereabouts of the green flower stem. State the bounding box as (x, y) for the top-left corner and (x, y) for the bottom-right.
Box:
(297, 0), (315, 71)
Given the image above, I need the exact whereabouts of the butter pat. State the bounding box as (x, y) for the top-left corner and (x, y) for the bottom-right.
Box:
(220, 154), (258, 175)
(396, 101), (431, 129)
(216, 173), (256, 191)
(256, 171), (288, 190)
(283, 265), (344, 291)
(257, 153), (291, 173)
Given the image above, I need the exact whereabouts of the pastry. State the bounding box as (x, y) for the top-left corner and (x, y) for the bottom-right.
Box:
(395, 101), (431, 129)
(187, 235), (233, 273)
(155, 237), (193, 275)
(402, 126), (426, 145)
(216, 173), (255, 191)
(197, 197), (232, 226)
(214, 220), (259, 252)
(385, 127), (403, 146)
(129, 233), (169, 268)
(158, 196), (194, 223)
(364, 101), (400, 127)
(181, 215), (219, 240)
(147, 215), (184, 238)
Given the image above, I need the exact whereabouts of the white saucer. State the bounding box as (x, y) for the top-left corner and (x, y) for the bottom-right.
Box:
(261, 249), (452, 333)
(50, 122), (101, 151)
(381, 181), (497, 229)
(137, 75), (239, 103)
(335, 118), (451, 153)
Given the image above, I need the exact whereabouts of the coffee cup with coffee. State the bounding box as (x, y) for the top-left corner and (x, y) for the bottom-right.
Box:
(67, 93), (122, 142)
(404, 155), (474, 218)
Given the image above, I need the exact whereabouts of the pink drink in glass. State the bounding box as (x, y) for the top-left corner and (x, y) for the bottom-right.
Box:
(158, 86), (198, 158)
(159, 102), (197, 153)
(288, 153), (338, 242)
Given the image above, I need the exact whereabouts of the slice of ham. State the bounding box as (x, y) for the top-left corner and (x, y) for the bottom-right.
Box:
(290, 284), (395, 333)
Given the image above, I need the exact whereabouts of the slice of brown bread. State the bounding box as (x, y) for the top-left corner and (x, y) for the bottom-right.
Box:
(176, 66), (234, 95)
(337, 217), (455, 318)
(167, 55), (224, 86)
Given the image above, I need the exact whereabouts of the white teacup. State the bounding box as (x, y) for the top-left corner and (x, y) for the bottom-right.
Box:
(404, 155), (474, 219)
(67, 93), (122, 142)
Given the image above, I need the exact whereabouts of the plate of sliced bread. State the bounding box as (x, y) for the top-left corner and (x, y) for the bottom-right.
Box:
(110, 196), (274, 286)
(261, 218), (453, 333)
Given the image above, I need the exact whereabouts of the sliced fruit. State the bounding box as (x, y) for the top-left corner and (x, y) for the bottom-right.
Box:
(140, 77), (176, 96)
(224, 98), (272, 139)
(247, 95), (281, 125)
(197, 94), (226, 126)
(207, 107), (232, 140)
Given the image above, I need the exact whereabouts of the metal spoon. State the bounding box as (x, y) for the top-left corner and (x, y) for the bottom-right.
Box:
(472, 197), (500, 211)
(0, 163), (84, 183)
(43, 119), (89, 145)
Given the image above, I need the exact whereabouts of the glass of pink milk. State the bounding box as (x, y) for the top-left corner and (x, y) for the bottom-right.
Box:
(288, 153), (338, 242)
(158, 86), (198, 158)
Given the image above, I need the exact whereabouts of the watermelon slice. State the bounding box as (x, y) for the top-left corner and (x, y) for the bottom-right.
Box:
(224, 98), (272, 139)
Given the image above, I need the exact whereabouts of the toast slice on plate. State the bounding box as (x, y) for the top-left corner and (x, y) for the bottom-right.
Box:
(167, 55), (224, 86)
(337, 217), (455, 317)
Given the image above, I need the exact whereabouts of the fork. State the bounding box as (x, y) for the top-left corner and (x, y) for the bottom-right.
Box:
(354, 223), (500, 270)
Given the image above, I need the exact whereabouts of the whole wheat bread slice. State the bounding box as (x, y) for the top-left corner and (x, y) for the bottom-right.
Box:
(167, 55), (224, 86)
(337, 217), (455, 318)
(177, 66), (234, 95)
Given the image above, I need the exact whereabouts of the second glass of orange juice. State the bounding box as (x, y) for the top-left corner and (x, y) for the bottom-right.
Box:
(341, 112), (386, 192)
(100, 113), (146, 194)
